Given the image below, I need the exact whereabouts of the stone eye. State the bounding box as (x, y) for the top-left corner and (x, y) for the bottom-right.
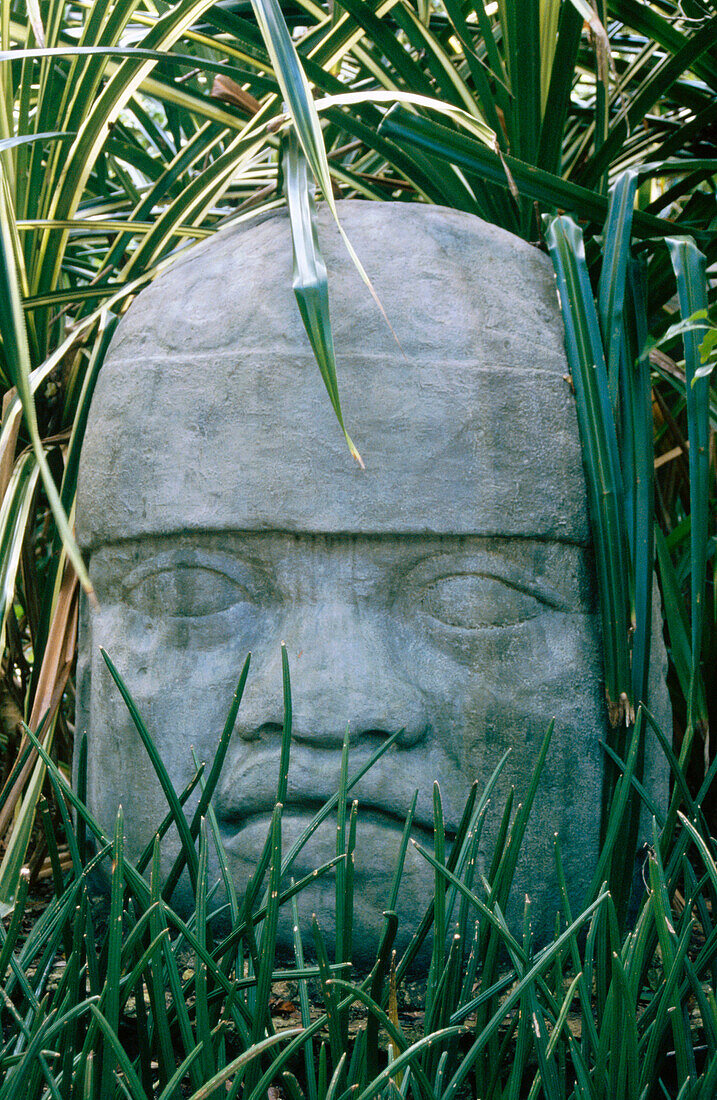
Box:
(418, 573), (548, 629)
(125, 564), (249, 619)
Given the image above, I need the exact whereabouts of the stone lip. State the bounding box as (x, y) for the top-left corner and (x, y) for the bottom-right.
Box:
(76, 200), (590, 550)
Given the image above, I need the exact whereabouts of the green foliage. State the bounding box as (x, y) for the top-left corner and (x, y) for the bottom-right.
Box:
(543, 164), (713, 921)
(0, 0), (714, 1042)
(2, 656), (717, 1098)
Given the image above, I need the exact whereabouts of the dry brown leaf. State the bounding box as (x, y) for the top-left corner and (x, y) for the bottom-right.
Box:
(655, 442), (689, 470)
(0, 682), (23, 761)
(650, 347), (684, 383)
(211, 74), (261, 116)
(0, 561), (78, 840)
(0, 393), (23, 506)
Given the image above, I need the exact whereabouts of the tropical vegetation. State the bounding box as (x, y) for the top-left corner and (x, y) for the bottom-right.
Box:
(3, 662), (717, 1099)
(0, 0), (715, 1094)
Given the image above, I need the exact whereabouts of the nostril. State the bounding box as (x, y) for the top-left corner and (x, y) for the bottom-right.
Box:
(397, 722), (431, 748)
(238, 721), (283, 743)
(358, 724), (431, 749)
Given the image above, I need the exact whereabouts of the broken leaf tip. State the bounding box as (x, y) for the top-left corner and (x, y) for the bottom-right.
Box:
(348, 439), (365, 469)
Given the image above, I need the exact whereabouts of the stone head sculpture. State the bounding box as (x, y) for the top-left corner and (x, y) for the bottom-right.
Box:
(76, 202), (669, 953)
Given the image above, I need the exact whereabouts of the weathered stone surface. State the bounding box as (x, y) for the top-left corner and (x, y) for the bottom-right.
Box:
(75, 201), (669, 955)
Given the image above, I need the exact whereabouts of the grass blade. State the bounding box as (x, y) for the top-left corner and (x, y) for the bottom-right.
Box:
(598, 167), (639, 408)
(99, 807), (125, 1098)
(0, 168), (92, 595)
(186, 1030), (302, 1100)
(283, 130), (362, 465)
(100, 646), (199, 895)
(666, 237), (710, 738)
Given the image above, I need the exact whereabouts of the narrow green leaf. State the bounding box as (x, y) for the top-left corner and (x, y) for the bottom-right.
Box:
(366, 910), (398, 1081)
(87, 1004), (152, 1100)
(352, 1025), (464, 1100)
(598, 168), (639, 407)
(622, 257), (654, 709)
(666, 237), (710, 732)
(379, 108), (684, 238)
(0, 169), (93, 597)
(290, 889), (318, 1100)
(283, 131), (362, 465)
(0, 716), (57, 917)
(312, 914), (345, 1075)
(100, 646), (200, 894)
(99, 807), (125, 1098)
(0, 131), (72, 153)
(195, 819), (215, 1080)
(0, 452), (39, 650)
(185, 1030), (302, 1100)
(545, 213), (632, 729)
(251, 0), (405, 442)
(441, 892), (608, 1100)
(252, 804), (283, 1051)
(278, 642), (292, 805)
(156, 1045), (207, 1100)
(162, 653), (250, 899)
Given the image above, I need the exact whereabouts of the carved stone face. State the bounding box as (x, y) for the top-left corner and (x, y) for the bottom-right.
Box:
(76, 203), (668, 952)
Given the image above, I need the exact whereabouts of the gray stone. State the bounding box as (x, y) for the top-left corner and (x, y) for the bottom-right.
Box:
(75, 201), (670, 955)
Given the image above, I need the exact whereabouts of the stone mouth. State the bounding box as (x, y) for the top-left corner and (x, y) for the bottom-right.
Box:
(213, 742), (462, 843)
(215, 799), (452, 841)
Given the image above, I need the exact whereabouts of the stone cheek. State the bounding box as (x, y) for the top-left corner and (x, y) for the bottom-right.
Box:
(74, 202), (670, 956)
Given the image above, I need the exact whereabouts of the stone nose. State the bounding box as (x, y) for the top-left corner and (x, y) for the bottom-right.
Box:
(233, 604), (427, 748)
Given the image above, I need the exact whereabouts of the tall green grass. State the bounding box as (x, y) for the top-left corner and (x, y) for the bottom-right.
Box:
(545, 167), (713, 927)
(2, 654), (716, 1099)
